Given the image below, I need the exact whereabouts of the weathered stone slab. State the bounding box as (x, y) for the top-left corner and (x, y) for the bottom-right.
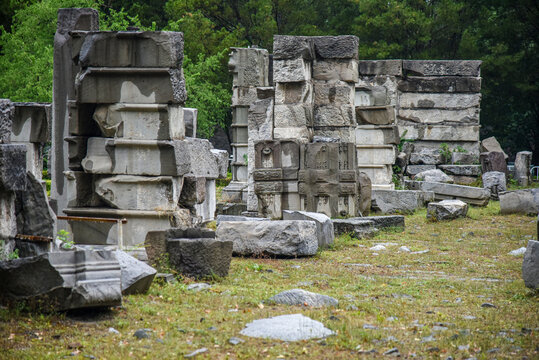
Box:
(82, 138), (191, 176)
(499, 189), (539, 215)
(15, 172), (55, 238)
(11, 103), (51, 143)
(193, 178), (217, 221)
(0, 193), (17, 239)
(268, 289), (338, 307)
(240, 314), (334, 341)
(409, 148), (443, 165)
(273, 35), (314, 60)
(183, 108), (197, 138)
(515, 151), (532, 187)
(427, 199), (468, 221)
(216, 220), (318, 256)
(115, 250), (156, 295)
(0, 250), (122, 310)
(273, 59), (311, 83)
(274, 104), (312, 128)
(314, 83), (354, 104)
(229, 47), (269, 87)
(438, 165), (481, 176)
(522, 240), (539, 290)
(0, 144), (27, 191)
(480, 151), (507, 176)
(480, 136), (508, 159)
(451, 152), (479, 165)
(95, 175), (182, 211)
(179, 176), (206, 207)
(399, 93), (481, 109)
(0, 99), (15, 144)
(482, 171), (506, 200)
(411, 140), (479, 155)
(273, 127), (311, 142)
(397, 77), (481, 93)
(274, 82), (313, 105)
(356, 145), (396, 165)
(65, 136), (87, 170)
(399, 124), (479, 142)
(356, 106), (395, 125)
(231, 86), (258, 106)
(405, 180), (490, 206)
(358, 60), (402, 76)
(372, 189), (434, 214)
(314, 104), (355, 127)
(355, 125), (399, 146)
(312, 59), (358, 82)
(332, 218), (376, 238)
(312, 35), (359, 59)
(402, 60), (481, 77)
(77, 67), (186, 104)
(282, 210), (334, 248)
(405, 164), (436, 176)
(216, 215), (268, 225)
(65, 207), (191, 251)
(211, 149), (229, 179)
(361, 215), (405, 230)
(312, 127), (354, 143)
(357, 164), (393, 185)
(358, 172), (372, 216)
(93, 103), (184, 140)
(398, 108), (479, 124)
(167, 231), (232, 279)
(79, 31), (183, 68)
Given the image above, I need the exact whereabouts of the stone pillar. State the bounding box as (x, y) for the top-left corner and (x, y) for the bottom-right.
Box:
(223, 47), (270, 204)
(515, 151), (533, 187)
(356, 60), (401, 189)
(51, 8), (99, 229)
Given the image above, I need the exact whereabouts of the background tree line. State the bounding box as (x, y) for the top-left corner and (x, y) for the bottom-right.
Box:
(0, 0), (537, 161)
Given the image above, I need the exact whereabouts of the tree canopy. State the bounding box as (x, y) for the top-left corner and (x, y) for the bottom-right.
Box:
(0, 0), (537, 159)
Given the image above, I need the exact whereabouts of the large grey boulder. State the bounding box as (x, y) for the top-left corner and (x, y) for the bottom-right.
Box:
(499, 189), (539, 215)
(282, 210), (334, 249)
(216, 220), (318, 256)
(414, 169), (453, 183)
(515, 151), (532, 187)
(15, 172), (55, 238)
(482, 171), (506, 200)
(522, 240), (539, 290)
(167, 229), (232, 279)
(405, 180), (490, 206)
(427, 199), (468, 221)
(240, 314), (335, 341)
(372, 190), (434, 214)
(268, 289), (338, 307)
(0, 250), (122, 310)
(115, 250), (156, 295)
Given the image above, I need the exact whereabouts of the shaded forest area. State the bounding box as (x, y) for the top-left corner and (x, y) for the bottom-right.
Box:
(0, 0), (537, 161)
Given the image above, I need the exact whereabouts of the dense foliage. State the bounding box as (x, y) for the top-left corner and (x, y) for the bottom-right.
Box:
(0, 0), (537, 159)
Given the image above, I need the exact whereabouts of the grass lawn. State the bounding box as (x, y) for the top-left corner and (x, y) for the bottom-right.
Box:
(1, 201), (538, 359)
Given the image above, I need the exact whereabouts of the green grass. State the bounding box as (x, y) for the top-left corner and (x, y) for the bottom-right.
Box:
(1, 204), (538, 359)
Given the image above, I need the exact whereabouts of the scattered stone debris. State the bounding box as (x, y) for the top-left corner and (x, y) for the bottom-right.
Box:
(268, 289), (338, 307)
(187, 283), (212, 292)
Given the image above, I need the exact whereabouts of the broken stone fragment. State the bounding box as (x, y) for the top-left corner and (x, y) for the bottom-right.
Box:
(0, 98), (15, 144)
(414, 169), (453, 183)
(405, 180), (490, 206)
(95, 175), (183, 211)
(273, 58), (311, 83)
(268, 289), (338, 307)
(228, 47), (269, 87)
(482, 171), (506, 200)
(499, 189), (539, 215)
(282, 210), (334, 249)
(427, 199), (468, 221)
(240, 314), (334, 341)
(0, 250), (122, 311)
(93, 103), (184, 140)
(522, 240), (539, 290)
(0, 144), (27, 191)
(115, 250), (156, 295)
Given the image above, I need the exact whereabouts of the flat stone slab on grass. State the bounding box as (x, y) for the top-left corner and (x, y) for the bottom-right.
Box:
(499, 189), (539, 215)
(216, 220), (318, 256)
(405, 180), (490, 206)
(427, 199), (468, 221)
(240, 314), (335, 341)
(115, 250), (156, 295)
(523, 240), (539, 290)
(282, 210), (334, 248)
(332, 218), (376, 238)
(268, 289), (338, 307)
(372, 189), (434, 214)
(361, 215), (405, 231)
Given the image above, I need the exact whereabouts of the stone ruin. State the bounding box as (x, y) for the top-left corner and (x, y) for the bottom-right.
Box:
(222, 36), (488, 216)
(49, 8), (226, 259)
